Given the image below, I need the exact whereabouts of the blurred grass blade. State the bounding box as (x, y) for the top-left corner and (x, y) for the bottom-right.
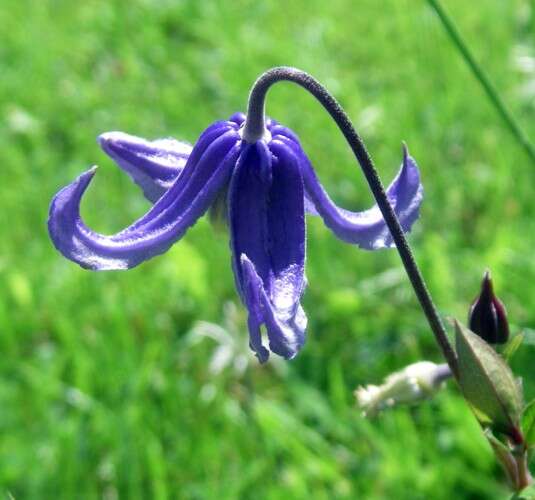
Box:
(427, 0), (535, 164)
(503, 332), (526, 362)
(522, 400), (535, 448)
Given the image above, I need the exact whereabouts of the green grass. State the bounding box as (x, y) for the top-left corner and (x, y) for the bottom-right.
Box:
(1, 0), (535, 498)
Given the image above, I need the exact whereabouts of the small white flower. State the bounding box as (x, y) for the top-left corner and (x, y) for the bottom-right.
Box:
(355, 361), (451, 417)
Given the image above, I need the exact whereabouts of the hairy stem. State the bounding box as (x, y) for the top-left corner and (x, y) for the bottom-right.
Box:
(243, 67), (459, 378)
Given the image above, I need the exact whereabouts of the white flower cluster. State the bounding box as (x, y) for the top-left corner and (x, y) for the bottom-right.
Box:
(355, 361), (451, 417)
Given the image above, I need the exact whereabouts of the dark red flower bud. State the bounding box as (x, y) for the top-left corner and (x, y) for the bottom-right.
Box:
(468, 271), (509, 344)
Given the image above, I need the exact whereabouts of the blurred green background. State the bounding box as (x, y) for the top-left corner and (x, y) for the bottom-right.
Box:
(1, 0), (535, 498)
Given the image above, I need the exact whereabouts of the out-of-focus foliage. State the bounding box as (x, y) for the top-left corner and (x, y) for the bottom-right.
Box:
(1, 0), (534, 498)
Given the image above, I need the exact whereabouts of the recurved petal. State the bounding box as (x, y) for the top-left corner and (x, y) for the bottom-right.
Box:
(48, 127), (240, 270)
(99, 132), (192, 203)
(118, 121), (236, 235)
(280, 136), (423, 249)
(240, 254), (270, 363)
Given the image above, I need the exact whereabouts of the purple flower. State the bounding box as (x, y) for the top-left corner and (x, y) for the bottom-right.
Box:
(48, 112), (423, 362)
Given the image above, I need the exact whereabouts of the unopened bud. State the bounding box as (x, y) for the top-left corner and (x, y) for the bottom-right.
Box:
(468, 271), (509, 345)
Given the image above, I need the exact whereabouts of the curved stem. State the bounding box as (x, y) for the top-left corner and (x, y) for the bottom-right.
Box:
(243, 67), (459, 378)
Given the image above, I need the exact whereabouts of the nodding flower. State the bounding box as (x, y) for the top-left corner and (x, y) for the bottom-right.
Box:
(48, 112), (423, 362)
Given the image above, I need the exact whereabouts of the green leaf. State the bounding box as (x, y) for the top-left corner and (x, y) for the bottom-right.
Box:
(511, 484), (535, 500)
(455, 320), (524, 435)
(523, 400), (535, 448)
(503, 332), (526, 361)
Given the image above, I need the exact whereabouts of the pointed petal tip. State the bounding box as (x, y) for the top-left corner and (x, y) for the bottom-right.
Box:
(99, 131), (176, 156)
(255, 348), (270, 364)
(98, 132), (119, 157)
(97, 131), (117, 146)
(284, 351), (298, 361)
(400, 143), (418, 175)
(48, 167), (100, 270)
(76, 165), (98, 191)
(369, 152), (424, 249)
(48, 167), (97, 228)
(97, 131), (136, 153)
(240, 253), (253, 269)
(99, 130), (193, 162)
(402, 141), (409, 158)
(269, 338), (302, 361)
(97, 131), (113, 144)
(240, 254), (259, 284)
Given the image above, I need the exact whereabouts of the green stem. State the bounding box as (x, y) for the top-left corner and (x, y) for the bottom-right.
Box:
(427, 0), (535, 164)
(513, 446), (533, 492)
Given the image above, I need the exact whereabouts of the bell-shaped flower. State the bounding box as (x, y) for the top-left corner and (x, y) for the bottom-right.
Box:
(48, 112), (423, 362)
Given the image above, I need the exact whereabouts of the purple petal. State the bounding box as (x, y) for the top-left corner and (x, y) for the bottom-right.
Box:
(240, 255), (306, 362)
(118, 122), (236, 235)
(99, 132), (192, 203)
(276, 134), (423, 249)
(228, 112), (246, 126)
(48, 124), (240, 270)
(229, 140), (307, 361)
(229, 142), (273, 290)
(267, 140), (306, 320)
(239, 254), (270, 363)
(303, 191), (319, 216)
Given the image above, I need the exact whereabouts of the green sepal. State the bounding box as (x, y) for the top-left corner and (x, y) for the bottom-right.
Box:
(455, 320), (523, 436)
